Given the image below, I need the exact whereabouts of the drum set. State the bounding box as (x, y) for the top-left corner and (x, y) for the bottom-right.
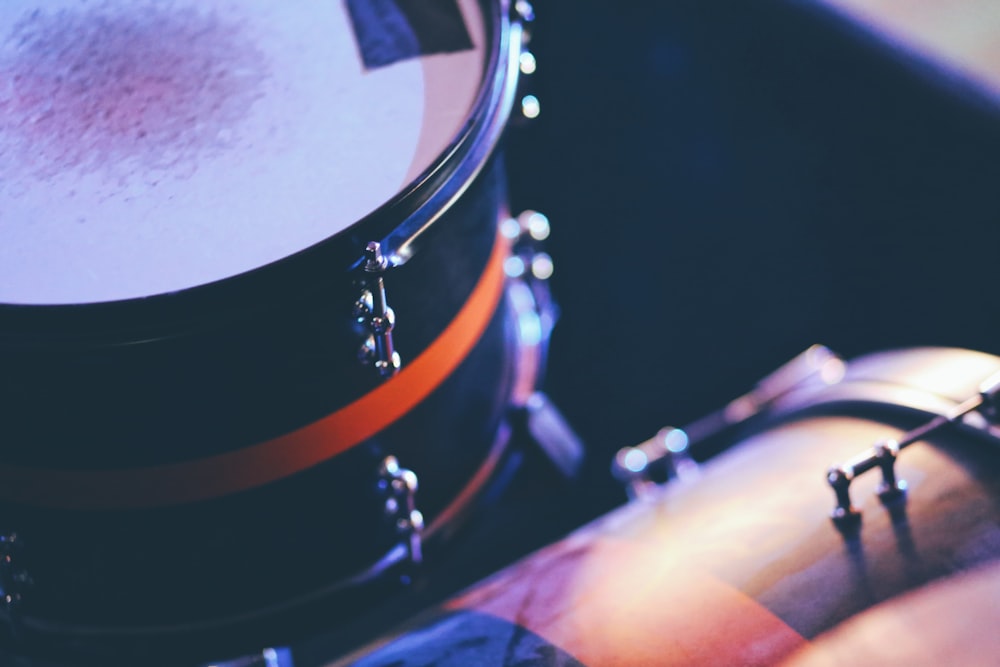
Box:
(0, 1), (998, 665)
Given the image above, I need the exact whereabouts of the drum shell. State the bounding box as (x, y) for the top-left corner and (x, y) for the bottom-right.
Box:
(9, 300), (521, 633)
(0, 151), (529, 631)
(327, 348), (1000, 666)
(0, 18), (538, 650)
(0, 154), (509, 469)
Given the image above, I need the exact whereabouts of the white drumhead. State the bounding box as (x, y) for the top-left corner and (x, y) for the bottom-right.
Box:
(0, 0), (487, 304)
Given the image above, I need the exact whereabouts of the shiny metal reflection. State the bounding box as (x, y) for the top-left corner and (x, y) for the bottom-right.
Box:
(519, 51), (537, 75)
(530, 252), (554, 280)
(504, 255), (527, 278)
(521, 94), (540, 119)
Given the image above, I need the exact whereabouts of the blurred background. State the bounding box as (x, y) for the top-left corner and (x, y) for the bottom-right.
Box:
(502, 0), (1000, 518)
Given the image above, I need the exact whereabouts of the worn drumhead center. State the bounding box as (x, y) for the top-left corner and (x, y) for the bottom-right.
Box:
(0, 0), (486, 304)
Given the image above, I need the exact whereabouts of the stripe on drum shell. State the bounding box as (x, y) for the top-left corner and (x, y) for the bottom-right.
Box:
(346, 0), (474, 70)
(0, 232), (509, 510)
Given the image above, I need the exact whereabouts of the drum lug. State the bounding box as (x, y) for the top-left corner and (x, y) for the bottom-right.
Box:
(827, 438), (909, 533)
(510, 0), (540, 124)
(825, 373), (1000, 533)
(0, 532), (29, 637)
(826, 467), (862, 532)
(873, 439), (907, 503)
(500, 210), (554, 283)
(612, 427), (698, 500)
(501, 210), (583, 479)
(514, 0), (534, 24)
(355, 242), (401, 378)
(378, 457), (424, 573)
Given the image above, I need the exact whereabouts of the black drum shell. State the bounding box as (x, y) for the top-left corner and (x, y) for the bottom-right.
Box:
(0, 155), (523, 636)
(0, 0), (529, 646)
(0, 156), (508, 467)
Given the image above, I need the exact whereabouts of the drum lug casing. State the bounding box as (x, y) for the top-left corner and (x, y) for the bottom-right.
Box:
(354, 242), (401, 378)
(377, 456), (424, 576)
(501, 210), (585, 480)
(826, 369), (1000, 534)
(612, 427), (698, 500)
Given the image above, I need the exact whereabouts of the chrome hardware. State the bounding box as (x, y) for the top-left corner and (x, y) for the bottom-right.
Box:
(511, 0), (539, 122)
(514, 0), (535, 24)
(502, 210), (583, 478)
(827, 371), (1000, 532)
(873, 439), (906, 502)
(613, 346), (845, 500)
(205, 647), (295, 667)
(378, 457), (423, 569)
(979, 369), (1000, 423)
(355, 242), (401, 378)
(521, 391), (584, 479)
(827, 440), (906, 533)
(613, 427), (697, 500)
(519, 51), (537, 76)
(826, 467), (860, 529)
(501, 211), (557, 353)
(0, 533), (28, 633)
(520, 94), (540, 121)
(352, 289), (374, 321)
(501, 210), (554, 280)
(514, 0), (535, 45)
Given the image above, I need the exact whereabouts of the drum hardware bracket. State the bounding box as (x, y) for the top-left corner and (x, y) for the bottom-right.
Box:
(513, 0), (535, 43)
(612, 345), (846, 500)
(827, 369), (1000, 533)
(502, 210), (581, 479)
(0, 532), (29, 638)
(354, 241), (401, 378)
(612, 427), (698, 500)
(516, 392), (585, 480)
(826, 441), (905, 532)
(378, 456), (424, 577)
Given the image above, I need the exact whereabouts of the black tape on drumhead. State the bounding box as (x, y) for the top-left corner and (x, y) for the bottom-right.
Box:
(346, 0), (474, 70)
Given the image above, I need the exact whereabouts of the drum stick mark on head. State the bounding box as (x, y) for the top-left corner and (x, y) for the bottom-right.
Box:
(0, 3), (268, 185)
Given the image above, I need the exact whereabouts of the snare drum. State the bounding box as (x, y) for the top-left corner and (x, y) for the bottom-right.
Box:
(0, 0), (536, 656)
(324, 347), (1000, 666)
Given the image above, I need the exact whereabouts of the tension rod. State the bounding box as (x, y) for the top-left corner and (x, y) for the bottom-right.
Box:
(828, 369), (1000, 531)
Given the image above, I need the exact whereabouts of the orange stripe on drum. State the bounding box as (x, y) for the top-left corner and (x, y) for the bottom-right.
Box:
(446, 535), (808, 666)
(0, 232), (510, 510)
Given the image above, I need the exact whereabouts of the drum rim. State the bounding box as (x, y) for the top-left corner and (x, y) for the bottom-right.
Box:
(0, 0), (521, 342)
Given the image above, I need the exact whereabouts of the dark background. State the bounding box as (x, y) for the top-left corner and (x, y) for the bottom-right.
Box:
(504, 0), (1000, 515)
